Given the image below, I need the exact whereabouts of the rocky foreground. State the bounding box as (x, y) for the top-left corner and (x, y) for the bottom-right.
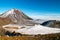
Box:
(0, 33), (60, 40)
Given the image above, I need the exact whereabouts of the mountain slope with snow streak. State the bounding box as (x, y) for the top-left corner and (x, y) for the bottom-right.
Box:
(0, 9), (36, 26)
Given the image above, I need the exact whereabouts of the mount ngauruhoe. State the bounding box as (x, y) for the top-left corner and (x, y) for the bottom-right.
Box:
(0, 9), (60, 35)
(0, 9), (35, 26)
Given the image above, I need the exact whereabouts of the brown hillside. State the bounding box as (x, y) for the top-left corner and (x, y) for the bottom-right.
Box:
(0, 17), (14, 26)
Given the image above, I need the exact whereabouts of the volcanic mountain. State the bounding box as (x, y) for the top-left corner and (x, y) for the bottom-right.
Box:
(0, 9), (35, 26)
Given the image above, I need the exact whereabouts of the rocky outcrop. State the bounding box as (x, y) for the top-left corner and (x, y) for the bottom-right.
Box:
(41, 20), (60, 28)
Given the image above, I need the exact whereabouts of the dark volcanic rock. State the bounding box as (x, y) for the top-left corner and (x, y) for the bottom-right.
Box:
(41, 20), (60, 28)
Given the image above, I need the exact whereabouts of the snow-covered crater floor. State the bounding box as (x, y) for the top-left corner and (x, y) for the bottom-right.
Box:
(3, 24), (60, 35)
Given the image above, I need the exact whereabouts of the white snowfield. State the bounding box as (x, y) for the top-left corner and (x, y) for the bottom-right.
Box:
(3, 24), (60, 35)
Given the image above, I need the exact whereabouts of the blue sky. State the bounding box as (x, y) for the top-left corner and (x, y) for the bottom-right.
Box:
(0, 0), (60, 20)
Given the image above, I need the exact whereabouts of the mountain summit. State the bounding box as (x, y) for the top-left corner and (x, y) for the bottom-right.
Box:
(0, 9), (32, 20)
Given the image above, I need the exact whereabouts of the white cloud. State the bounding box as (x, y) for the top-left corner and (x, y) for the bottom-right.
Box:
(29, 15), (60, 20)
